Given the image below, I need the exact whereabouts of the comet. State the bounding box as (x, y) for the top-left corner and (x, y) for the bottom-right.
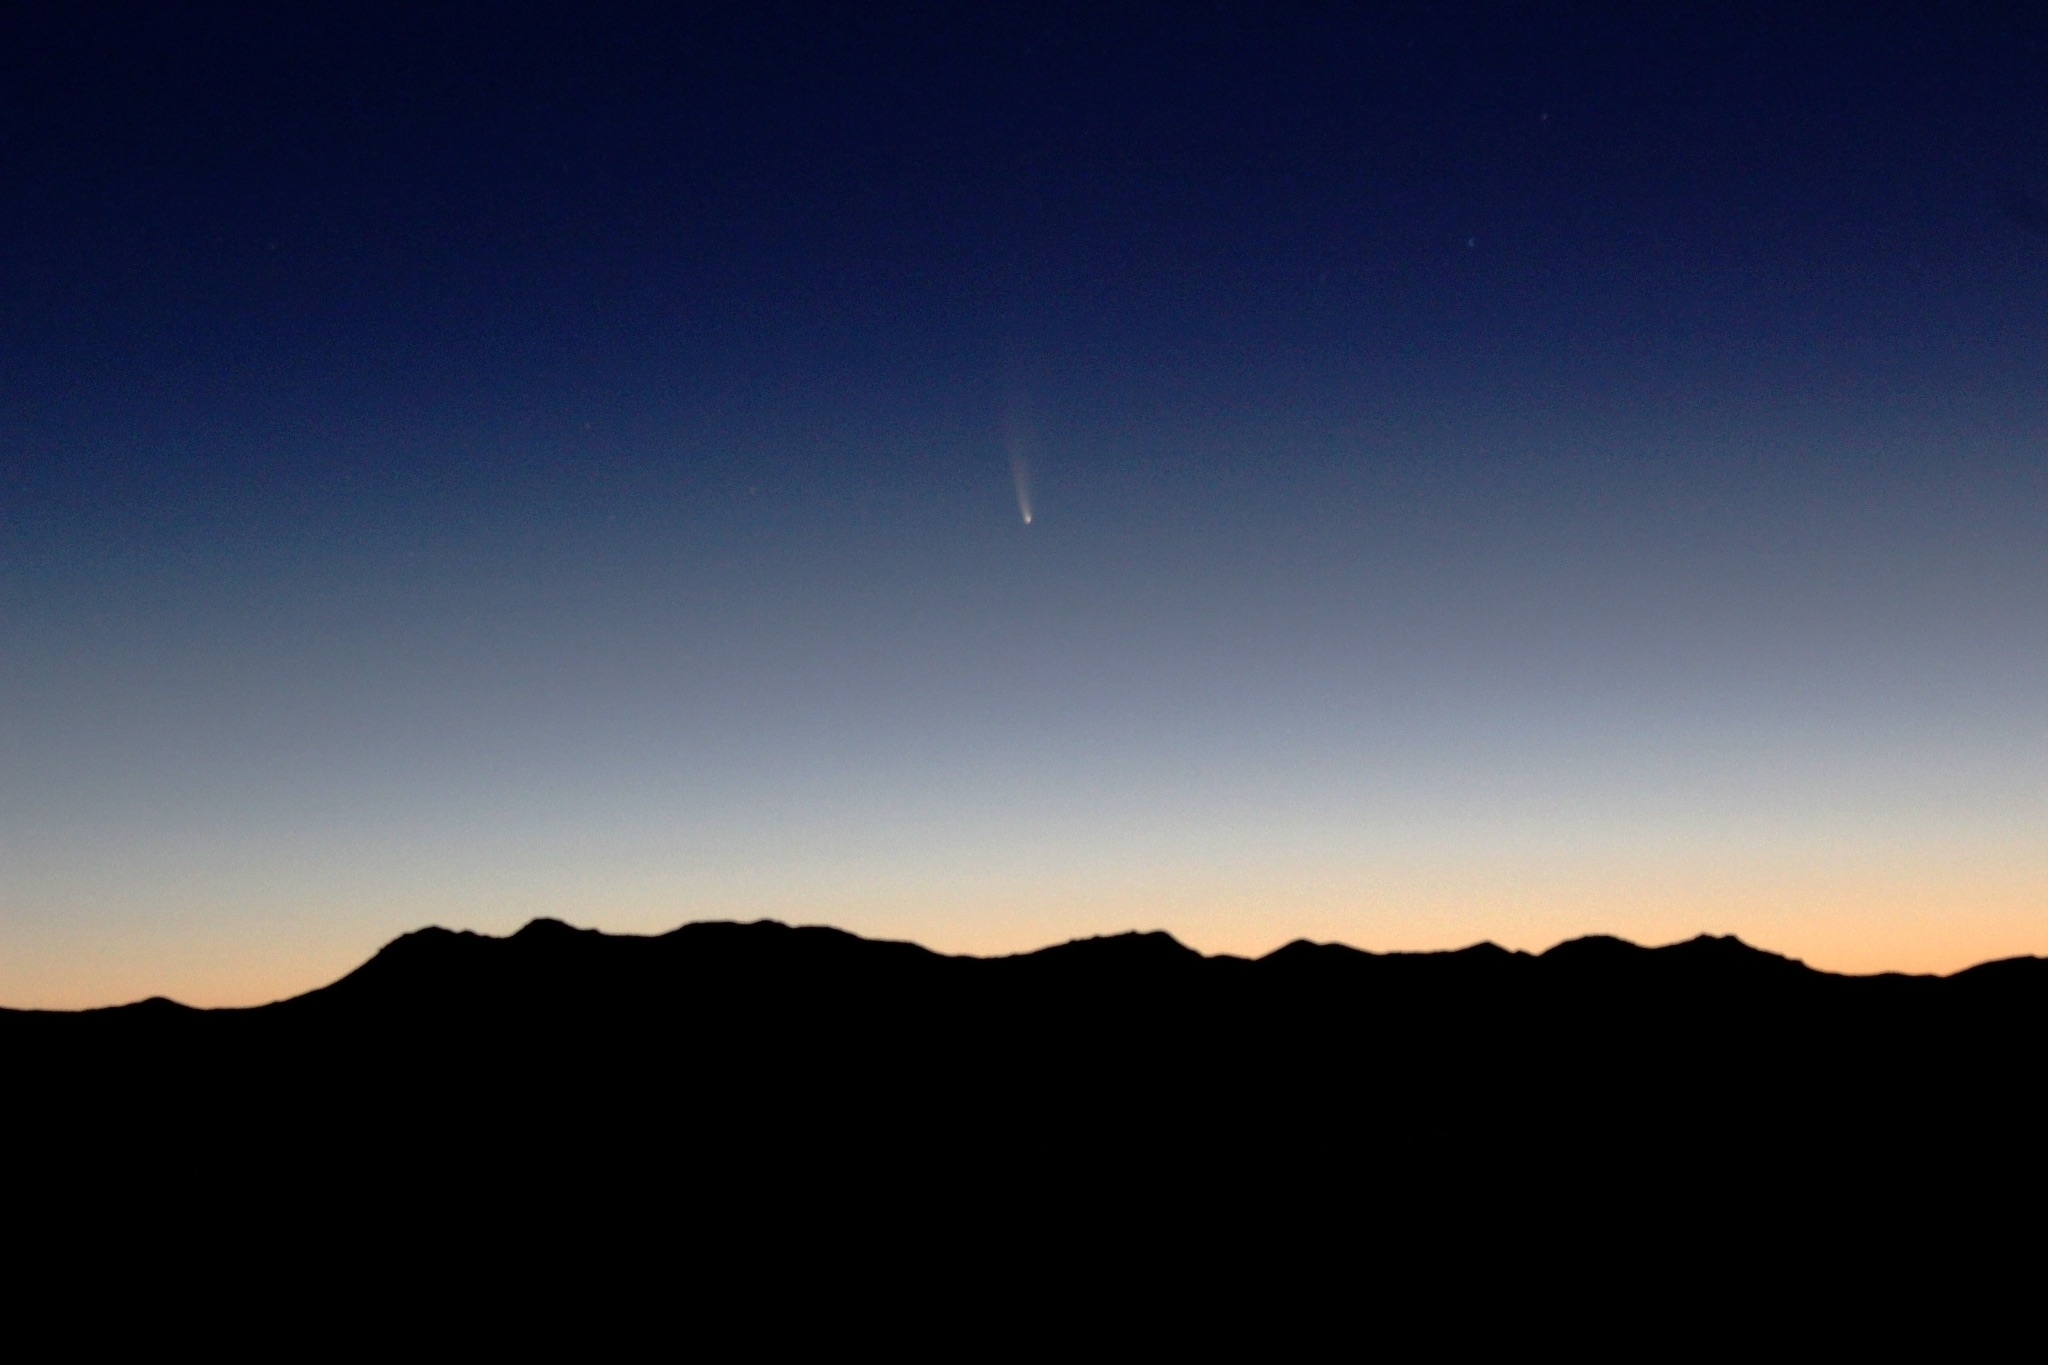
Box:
(1005, 412), (1034, 525)
(1011, 448), (1033, 525)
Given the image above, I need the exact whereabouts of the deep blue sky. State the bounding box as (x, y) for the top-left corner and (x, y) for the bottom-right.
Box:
(7, 3), (2048, 1003)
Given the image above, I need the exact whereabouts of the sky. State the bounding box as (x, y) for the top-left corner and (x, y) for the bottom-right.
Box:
(5, 2), (2048, 1006)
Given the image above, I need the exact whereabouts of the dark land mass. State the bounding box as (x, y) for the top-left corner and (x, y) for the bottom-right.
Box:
(16, 918), (2045, 1089)
(11, 919), (2044, 1156)
(9, 921), (2044, 1313)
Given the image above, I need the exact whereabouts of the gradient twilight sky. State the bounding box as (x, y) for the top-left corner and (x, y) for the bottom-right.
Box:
(6, 3), (2048, 1006)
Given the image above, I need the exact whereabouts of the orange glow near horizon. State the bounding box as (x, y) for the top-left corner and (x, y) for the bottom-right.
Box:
(10, 843), (2042, 1010)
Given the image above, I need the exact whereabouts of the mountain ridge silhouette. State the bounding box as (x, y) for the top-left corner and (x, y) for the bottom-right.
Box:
(14, 917), (2040, 1140)
(12, 914), (2044, 1304)
(10, 918), (2035, 1019)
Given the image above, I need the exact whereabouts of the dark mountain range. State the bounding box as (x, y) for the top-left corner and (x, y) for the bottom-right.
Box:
(11, 919), (2042, 1318)
(17, 914), (2039, 1004)
(13, 918), (2042, 1141)
(15, 917), (2045, 1058)
(14, 914), (2042, 1030)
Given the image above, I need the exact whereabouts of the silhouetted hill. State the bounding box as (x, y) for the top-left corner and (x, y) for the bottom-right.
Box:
(13, 917), (2045, 1040)
(10, 919), (2045, 1310)
(12, 920), (2044, 1106)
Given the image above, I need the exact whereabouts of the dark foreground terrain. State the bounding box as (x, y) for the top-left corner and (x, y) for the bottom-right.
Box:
(18, 918), (2045, 1118)
(9, 920), (2043, 1323)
